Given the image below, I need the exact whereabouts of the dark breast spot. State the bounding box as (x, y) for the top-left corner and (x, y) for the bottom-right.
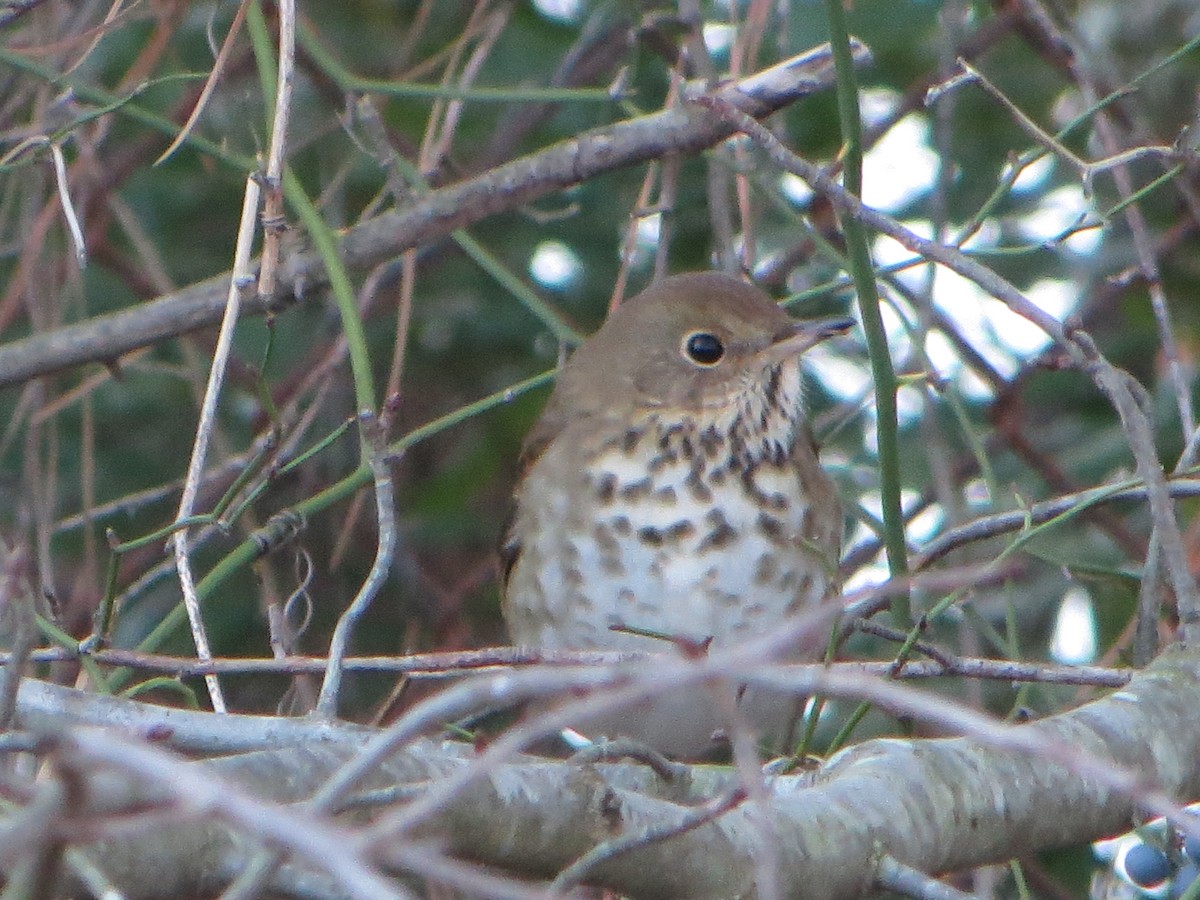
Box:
(753, 553), (780, 586)
(637, 526), (664, 547)
(593, 523), (619, 553)
(663, 520), (696, 542)
(740, 467), (792, 511)
(708, 588), (740, 608)
(697, 509), (737, 552)
(756, 512), (790, 547)
(648, 449), (678, 473)
(766, 365), (782, 403)
(619, 478), (653, 502)
(657, 422), (685, 450)
(601, 554), (625, 576)
(685, 469), (713, 504)
(728, 431), (748, 465)
(594, 472), (617, 504)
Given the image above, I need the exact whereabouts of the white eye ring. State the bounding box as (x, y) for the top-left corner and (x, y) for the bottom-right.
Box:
(681, 331), (725, 366)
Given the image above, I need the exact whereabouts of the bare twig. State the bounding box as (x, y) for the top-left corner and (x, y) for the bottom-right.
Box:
(0, 544), (33, 730)
(48, 141), (85, 267)
(315, 415), (397, 718)
(1074, 333), (1200, 645)
(254, 0), (295, 301)
(551, 786), (748, 893)
(170, 177), (262, 715)
(914, 475), (1200, 569)
(956, 60), (1180, 189)
(153, 0), (252, 167)
(2, 648), (1132, 689)
(875, 855), (974, 900)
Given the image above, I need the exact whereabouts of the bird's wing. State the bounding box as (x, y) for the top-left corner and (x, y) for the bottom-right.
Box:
(792, 423), (844, 581)
(498, 401), (569, 595)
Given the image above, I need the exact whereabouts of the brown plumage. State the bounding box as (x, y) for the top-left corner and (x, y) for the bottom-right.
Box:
(501, 271), (849, 756)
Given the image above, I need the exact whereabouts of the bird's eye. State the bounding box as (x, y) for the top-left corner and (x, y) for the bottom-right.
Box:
(682, 332), (725, 366)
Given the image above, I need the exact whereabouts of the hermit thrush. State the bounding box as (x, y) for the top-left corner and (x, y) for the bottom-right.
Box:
(501, 271), (850, 756)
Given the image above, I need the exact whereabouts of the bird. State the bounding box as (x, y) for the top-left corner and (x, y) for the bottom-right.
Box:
(501, 271), (850, 757)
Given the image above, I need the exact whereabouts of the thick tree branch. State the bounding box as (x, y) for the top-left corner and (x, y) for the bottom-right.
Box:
(8, 648), (1200, 898)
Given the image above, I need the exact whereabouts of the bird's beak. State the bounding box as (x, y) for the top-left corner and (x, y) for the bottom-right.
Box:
(764, 315), (855, 360)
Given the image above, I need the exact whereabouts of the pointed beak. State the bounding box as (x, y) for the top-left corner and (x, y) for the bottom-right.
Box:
(765, 315), (855, 360)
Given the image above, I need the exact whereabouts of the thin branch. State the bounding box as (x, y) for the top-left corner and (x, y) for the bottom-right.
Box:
(551, 786), (748, 893)
(316, 415), (397, 718)
(0, 545), (33, 730)
(48, 141), (85, 267)
(1, 647), (1132, 689)
(1072, 334), (1200, 639)
(153, 0), (251, 166)
(914, 474), (1200, 569)
(170, 176), (263, 715)
(254, 0), (294, 301)
(875, 856), (974, 900)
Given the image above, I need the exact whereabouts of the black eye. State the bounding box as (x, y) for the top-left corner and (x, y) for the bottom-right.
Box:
(683, 332), (725, 366)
